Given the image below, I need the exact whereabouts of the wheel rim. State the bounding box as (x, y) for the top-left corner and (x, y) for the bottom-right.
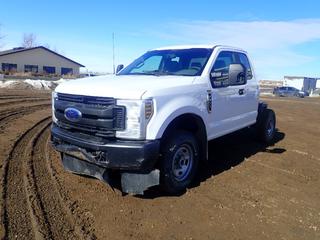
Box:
(172, 144), (194, 182)
(267, 117), (275, 137)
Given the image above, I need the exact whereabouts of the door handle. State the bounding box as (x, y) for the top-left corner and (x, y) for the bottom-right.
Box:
(238, 89), (245, 95)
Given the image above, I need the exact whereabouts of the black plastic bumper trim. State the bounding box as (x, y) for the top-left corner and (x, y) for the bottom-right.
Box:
(51, 124), (160, 172)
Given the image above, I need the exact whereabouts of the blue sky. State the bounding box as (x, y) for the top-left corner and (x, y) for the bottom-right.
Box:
(1, 0), (320, 79)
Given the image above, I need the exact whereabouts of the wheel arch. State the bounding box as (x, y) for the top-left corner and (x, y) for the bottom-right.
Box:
(257, 101), (269, 123)
(160, 113), (208, 162)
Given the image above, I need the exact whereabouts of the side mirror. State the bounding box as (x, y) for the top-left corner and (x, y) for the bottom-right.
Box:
(228, 64), (246, 85)
(116, 64), (124, 74)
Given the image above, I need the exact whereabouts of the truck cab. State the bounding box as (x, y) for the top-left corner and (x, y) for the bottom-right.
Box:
(51, 45), (276, 194)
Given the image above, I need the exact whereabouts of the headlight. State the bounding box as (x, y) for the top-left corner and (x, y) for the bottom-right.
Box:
(116, 99), (154, 139)
(52, 91), (58, 123)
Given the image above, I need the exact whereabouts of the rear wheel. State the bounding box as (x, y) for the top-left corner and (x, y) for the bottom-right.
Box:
(160, 130), (199, 194)
(256, 109), (276, 144)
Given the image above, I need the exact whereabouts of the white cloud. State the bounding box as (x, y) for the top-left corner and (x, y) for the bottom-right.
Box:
(147, 19), (320, 79)
(166, 19), (320, 49)
(3, 19), (320, 78)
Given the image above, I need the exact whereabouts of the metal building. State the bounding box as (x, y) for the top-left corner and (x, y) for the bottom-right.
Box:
(283, 76), (319, 94)
(0, 46), (84, 76)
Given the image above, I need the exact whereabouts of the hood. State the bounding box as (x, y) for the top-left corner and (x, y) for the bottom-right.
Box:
(55, 74), (196, 99)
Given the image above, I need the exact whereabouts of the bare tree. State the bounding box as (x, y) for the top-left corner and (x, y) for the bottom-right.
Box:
(21, 33), (37, 48)
(42, 43), (64, 55)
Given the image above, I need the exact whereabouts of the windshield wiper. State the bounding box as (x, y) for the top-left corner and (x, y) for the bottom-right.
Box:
(142, 70), (163, 76)
(142, 70), (177, 76)
(126, 71), (192, 76)
(126, 72), (151, 75)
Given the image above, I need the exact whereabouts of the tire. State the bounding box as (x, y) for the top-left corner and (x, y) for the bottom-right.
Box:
(160, 130), (199, 194)
(256, 109), (276, 144)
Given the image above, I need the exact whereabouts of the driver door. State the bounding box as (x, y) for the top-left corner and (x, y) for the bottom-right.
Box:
(207, 51), (255, 140)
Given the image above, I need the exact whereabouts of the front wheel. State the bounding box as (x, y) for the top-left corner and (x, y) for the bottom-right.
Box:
(160, 131), (199, 194)
(256, 109), (276, 144)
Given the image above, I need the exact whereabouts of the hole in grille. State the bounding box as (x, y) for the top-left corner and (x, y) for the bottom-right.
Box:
(57, 121), (116, 138)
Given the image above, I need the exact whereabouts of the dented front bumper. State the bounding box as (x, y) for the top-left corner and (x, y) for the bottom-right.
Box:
(51, 124), (160, 194)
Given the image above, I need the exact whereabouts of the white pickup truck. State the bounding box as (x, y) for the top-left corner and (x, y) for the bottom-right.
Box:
(51, 45), (276, 194)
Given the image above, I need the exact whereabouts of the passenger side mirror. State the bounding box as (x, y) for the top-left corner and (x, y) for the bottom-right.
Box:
(228, 64), (247, 85)
(116, 64), (124, 74)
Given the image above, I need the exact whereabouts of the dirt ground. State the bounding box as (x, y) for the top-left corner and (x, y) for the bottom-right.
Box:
(0, 89), (319, 240)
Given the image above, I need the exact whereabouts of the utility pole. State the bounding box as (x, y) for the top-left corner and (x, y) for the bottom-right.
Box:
(112, 32), (115, 74)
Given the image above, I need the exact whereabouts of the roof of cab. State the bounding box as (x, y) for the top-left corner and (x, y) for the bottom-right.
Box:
(152, 44), (246, 52)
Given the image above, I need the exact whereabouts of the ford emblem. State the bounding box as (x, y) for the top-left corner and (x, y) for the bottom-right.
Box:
(64, 107), (82, 122)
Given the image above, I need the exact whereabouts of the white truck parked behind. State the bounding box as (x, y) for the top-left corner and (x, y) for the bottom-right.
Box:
(51, 45), (276, 194)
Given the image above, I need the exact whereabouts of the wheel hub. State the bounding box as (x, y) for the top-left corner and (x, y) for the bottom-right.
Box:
(172, 144), (194, 181)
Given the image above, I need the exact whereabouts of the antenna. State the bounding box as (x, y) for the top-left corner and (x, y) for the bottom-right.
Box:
(112, 32), (115, 74)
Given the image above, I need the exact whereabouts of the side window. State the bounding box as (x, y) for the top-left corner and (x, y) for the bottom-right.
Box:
(237, 53), (253, 80)
(210, 51), (235, 88)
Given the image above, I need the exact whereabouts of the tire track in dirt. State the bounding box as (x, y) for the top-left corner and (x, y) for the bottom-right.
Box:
(1, 117), (51, 239)
(1, 115), (95, 239)
(0, 103), (50, 125)
(0, 96), (48, 100)
(47, 144), (98, 240)
(1, 91), (91, 239)
(28, 127), (96, 239)
(0, 98), (50, 107)
(0, 100), (50, 113)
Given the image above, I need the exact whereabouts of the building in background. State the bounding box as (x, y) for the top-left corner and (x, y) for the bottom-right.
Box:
(0, 46), (84, 76)
(283, 76), (319, 94)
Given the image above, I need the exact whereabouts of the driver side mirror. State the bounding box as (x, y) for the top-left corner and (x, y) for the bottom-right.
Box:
(116, 64), (124, 74)
(228, 64), (247, 85)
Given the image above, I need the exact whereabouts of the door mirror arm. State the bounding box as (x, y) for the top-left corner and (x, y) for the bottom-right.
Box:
(116, 64), (124, 74)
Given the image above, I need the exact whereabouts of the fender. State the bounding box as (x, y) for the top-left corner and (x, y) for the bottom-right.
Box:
(258, 101), (268, 115)
(146, 94), (208, 140)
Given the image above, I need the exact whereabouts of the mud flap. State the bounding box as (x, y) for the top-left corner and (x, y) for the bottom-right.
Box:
(62, 154), (110, 183)
(121, 170), (160, 195)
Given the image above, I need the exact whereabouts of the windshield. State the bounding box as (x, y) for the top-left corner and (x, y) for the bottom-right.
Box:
(118, 48), (213, 76)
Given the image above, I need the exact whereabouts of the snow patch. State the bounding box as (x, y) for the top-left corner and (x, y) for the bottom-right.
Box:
(0, 78), (68, 90)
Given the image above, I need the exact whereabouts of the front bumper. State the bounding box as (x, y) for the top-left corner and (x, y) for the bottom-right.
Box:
(51, 124), (160, 172)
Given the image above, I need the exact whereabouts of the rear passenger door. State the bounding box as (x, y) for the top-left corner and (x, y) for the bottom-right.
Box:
(207, 51), (257, 139)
